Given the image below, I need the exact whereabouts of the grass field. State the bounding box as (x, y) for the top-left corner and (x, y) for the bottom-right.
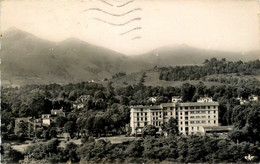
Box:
(101, 69), (225, 88)
(96, 135), (137, 144)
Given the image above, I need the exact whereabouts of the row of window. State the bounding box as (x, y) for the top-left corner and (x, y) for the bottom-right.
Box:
(190, 115), (216, 119)
(163, 106), (217, 110)
(178, 120), (217, 126)
(137, 117), (148, 121)
(136, 106), (217, 112)
(137, 113), (147, 116)
(136, 110), (217, 117)
(137, 122), (148, 127)
(180, 127), (203, 131)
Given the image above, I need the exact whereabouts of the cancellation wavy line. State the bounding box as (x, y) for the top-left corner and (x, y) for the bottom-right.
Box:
(99, 0), (135, 8)
(82, 8), (141, 17)
(117, 0), (135, 7)
(131, 36), (141, 40)
(120, 27), (142, 35)
(99, 0), (114, 6)
(92, 17), (141, 26)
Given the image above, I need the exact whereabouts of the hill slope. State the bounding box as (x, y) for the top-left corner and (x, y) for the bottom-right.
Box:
(1, 28), (259, 86)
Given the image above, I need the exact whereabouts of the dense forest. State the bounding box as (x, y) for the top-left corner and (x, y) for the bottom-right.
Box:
(159, 58), (260, 81)
(1, 59), (260, 163)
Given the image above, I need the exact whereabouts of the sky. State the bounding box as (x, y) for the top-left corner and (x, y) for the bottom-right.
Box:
(1, 0), (259, 55)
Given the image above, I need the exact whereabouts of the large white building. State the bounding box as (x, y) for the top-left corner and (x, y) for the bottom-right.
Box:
(130, 98), (219, 135)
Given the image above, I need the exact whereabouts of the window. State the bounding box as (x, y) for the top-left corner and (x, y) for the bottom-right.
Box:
(192, 127), (194, 130)
(190, 116), (194, 118)
(180, 107), (183, 110)
(180, 121), (183, 125)
(144, 122), (147, 126)
(181, 127), (183, 131)
(201, 116), (206, 118)
(185, 121), (188, 125)
(185, 127), (189, 132)
(208, 116), (210, 118)
(196, 121), (200, 124)
(201, 111), (206, 113)
(180, 112), (183, 115)
(190, 121), (194, 124)
(214, 115), (216, 118)
(214, 106), (216, 109)
(176, 112), (178, 115)
(214, 120), (216, 124)
(185, 107), (188, 109)
(141, 113), (143, 116)
(190, 111), (195, 114)
(190, 106), (194, 109)
(141, 118), (143, 121)
(196, 106), (200, 109)
(180, 117), (183, 119)
(196, 116), (200, 118)
(137, 123), (140, 126)
(145, 113), (147, 116)
(137, 113), (139, 116)
(137, 118), (139, 121)
(185, 116), (188, 120)
(201, 106), (206, 109)
(208, 111), (210, 114)
(214, 110), (216, 114)
(196, 111), (200, 113)
(185, 112), (188, 115)
(208, 120), (210, 123)
(202, 121), (206, 123)
(197, 127), (199, 130)
(208, 106), (210, 109)
(145, 118), (147, 121)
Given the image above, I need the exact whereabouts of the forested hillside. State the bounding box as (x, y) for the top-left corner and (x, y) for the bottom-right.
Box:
(1, 79), (260, 163)
(159, 58), (260, 81)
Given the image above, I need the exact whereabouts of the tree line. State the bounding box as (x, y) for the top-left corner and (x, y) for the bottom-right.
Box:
(159, 58), (260, 81)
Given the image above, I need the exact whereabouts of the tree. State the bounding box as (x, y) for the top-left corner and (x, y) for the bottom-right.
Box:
(162, 117), (179, 136)
(181, 83), (196, 102)
(1, 144), (24, 163)
(49, 128), (57, 138)
(56, 116), (67, 127)
(142, 125), (157, 137)
(68, 91), (77, 101)
(64, 121), (76, 138)
(93, 116), (105, 137)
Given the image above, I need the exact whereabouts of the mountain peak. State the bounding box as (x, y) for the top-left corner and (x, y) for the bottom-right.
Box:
(3, 27), (33, 40)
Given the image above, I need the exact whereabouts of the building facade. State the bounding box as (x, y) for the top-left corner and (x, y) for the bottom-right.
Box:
(130, 99), (219, 135)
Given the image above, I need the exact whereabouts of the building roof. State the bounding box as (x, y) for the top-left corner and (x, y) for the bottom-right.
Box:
(131, 105), (161, 110)
(178, 102), (219, 106)
(131, 101), (219, 110)
(162, 102), (219, 107)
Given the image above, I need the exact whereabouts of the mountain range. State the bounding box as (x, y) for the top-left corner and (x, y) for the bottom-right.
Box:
(1, 27), (259, 86)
